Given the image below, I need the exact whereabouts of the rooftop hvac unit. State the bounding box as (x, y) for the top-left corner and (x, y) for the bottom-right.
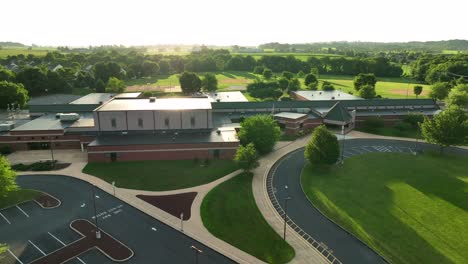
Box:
(59, 113), (80, 122)
(149, 97), (156, 102)
(0, 123), (14, 132)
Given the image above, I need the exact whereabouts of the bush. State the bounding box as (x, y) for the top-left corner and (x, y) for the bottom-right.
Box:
(142, 91), (153, 98)
(12, 161), (55, 171)
(0, 145), (12, 155)
(11, 163), (30, 171)
(403, 113), (424, 127)
(363, 116), (384, 132)
(280, 96), (292, 101)
(321, 81), (335, 91)
(394, 121), (412, 132)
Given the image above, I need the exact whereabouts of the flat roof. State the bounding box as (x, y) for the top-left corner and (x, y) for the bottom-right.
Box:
(12, 114), (69, 131)
(89, 129), (238, 146)
(207, 91), (248, 102)
(97, 98), (212, 111)
(274, 112), (307, 120)
(70, 93), (115, 105)
(293, 90), (362, 101)
(28, 94), (82, 105)
(115, 92), (141, 99)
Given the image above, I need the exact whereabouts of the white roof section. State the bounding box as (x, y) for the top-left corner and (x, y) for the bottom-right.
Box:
(207, 91), (248, 102)
(274, 112), (308, 120)
(70, 93), (115, 105)
(97, 98), (212, 111)
(294, 90), (362, 101)
(115, 92), (141, 99)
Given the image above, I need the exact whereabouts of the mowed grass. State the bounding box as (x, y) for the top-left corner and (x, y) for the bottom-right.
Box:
(82, 160), (238, 191)
(301, 152), (468, 264)
(0, 189), (41, 209)
(317, 74), (430, 98)
(0, 47), (54, 58)
(201, 172), (295, 263)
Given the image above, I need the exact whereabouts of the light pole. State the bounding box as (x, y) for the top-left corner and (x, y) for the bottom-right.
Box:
(283, 195), (292, 241)
(180, 212), (184, 232)
(91, 185), (101, 239)
(190, 245), (203, 264)
(341, 125), (346, 164)
(49, 136), (55, 164)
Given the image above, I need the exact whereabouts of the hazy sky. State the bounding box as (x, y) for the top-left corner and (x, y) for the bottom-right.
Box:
(2, 0), (467, 47)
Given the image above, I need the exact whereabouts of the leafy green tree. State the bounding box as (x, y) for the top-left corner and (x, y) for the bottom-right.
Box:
(358, 84), (376, 99)
(0, 67), (15, 82)
(296, 70), (305, 78)
(0, 81), (29, 109)
(278, 77), (289, 91)
(353, 73), (377, 91)
(304, 125), (340, 165)
(106, 77), (126, 93)
(321, 81), (335, 91)
(288, 78), (301, 92)
(234, 143), (259, 172)
(282, 71), (294, 80)
(421, 106), (468, 152)
(0, 156), (18, 197)
(429, 82), (451, 100)
(141, 61), (160, 76)
(253, 66), (265, 74)
(94, 62), (122, 83)
(304, 73), (318, 87)
(238, 115), (281, 155)
(95, 79), (106, 93)
(262, 68), (273, 80)
(413, 85), (423, 98)
(16, 67), (48, 95)
(179, 72), (202, 94)
(310, 67), (320, 78)
(446, 84), (468, 107)
(201, 73), (218, 92)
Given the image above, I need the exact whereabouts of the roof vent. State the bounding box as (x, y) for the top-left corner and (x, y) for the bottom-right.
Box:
(149, 97), (156, 102)
(331, 96), (335, 100)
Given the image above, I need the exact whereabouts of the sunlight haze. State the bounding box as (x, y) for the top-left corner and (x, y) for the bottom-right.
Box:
(2, 0), (467, 46)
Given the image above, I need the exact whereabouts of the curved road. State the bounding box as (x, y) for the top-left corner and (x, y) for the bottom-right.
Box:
(270, 139), (467, 264)
(1, 175), (235, 264)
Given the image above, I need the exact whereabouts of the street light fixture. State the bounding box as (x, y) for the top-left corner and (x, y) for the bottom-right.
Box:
(190, 245), (203, 264)
(91, 184), (101, 239)
(341, 125), (346, 164)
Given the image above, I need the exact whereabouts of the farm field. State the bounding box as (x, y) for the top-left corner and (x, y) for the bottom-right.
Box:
(0, 47), (54, 58)
(301, 152), (468, 264)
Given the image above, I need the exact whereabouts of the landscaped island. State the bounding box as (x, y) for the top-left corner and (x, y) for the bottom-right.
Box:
(301, 152), (468, 264)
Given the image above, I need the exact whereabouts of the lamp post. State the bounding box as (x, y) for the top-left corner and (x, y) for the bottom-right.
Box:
(49, 136), (55, 163)
(180, 212), (184, 232)
(91, 185), (101, 239)
(341, 125), (346, 164)
(283, 196), (292, 241)
(190, 245), (203, 264)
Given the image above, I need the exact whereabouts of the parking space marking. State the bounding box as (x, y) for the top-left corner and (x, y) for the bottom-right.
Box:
(28, 240), (46, 256)
(16, 205), (29, 218)
(48, 232), (66, 246)
(0, 212), (11, 224)
(7, 249), (24, 264)
(77, 257), (86, 264)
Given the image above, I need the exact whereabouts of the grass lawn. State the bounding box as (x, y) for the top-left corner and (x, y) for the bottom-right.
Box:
(0, 47), (54, 58)
(82, 160), (238, 191)
(201, 172), (295, 264)
(0, 189), (42, 209)
(301, 152), (468, 264)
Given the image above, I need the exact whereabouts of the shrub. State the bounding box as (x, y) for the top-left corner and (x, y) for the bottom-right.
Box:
(403, 113), (424, 127)
(0, 145), (12, 155)
(394, 121), (412, 132)
(142, 91), (153, 98)
(321, 81), (335, 91)
(280, 96), (292, 101)
(11, 163), (30, 171)
(363, 116), (384, 132)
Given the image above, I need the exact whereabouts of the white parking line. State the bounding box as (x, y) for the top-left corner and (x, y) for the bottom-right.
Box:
(16, 205), (29, 218)
(48, 232), (66, 246)
(28, 240), (46, 256)
(7, 249), (24, 264)
(0, 212), (11, 224)
(77, 257), (86, 264)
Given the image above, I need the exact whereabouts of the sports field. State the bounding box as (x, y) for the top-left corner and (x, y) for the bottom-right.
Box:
(301, 152), (468, 264)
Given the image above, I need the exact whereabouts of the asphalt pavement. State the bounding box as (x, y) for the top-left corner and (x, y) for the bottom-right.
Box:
(0, 175), (236, 264)
(270, 138), (468, 264)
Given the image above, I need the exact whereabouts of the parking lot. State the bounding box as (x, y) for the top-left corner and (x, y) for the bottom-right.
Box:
(0, 175), (235, 264)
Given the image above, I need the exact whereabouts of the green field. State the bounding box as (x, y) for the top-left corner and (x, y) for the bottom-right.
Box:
(0, 47), (54, 58)
(0, 189), (41, 209)
(201, 172), (295, 263)
(301, 152), (468, 264)
(82, 160), (238, 191)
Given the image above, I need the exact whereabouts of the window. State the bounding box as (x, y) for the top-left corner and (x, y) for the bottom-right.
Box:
(111, 118), (116, 128)
(164, 118), (170, 127)
(190, 116), (196, 127)
(138, 118), (143, 128)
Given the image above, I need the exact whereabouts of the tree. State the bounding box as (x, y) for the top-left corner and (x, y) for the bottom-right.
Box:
(288, 78), (301, 92)
(262, 68), (273, 79)
(304, 73), (318, 87)
(179, 71), (202, 94)
(238, 115), (281, 155)
(278, 77), (289, 91)
(282, 71), (294, 80)
(0, 156), (18, 198)
(141, 61), (160, 77)
(0, 67), (15, 82)
(446, 84), (468, 108)
(297, 70), (305, 78)
(420, 106), (468, 152)
(16, 67), (48, 95)
(429, 82), (451, 100)
(413, 85), (423, 98)
(304, 125), (340, 165)
(310, 67), (320, 78)
(321, 81), (335, 91)
(106, 77), (126, 93)
(353, 73), (377, 91)
(0, 81), (29, 109)
(201, 73), (218, 92)
(234, 143), (259, 172)
(253, 66), (265, 74)
(95, 79), (106, 93)
(358, 84), (376, 99)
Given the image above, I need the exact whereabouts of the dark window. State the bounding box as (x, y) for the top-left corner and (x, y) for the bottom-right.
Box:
(190, 116), (196, 127)
(164, 118), (170, 127)
(138, 118), (143, 128)
(110, 152), (117, 162)
(111, 118), (117, 128)
(16, 137), (20, 140)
